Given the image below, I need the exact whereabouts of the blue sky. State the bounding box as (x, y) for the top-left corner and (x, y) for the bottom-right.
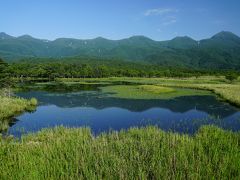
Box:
(0, 0), (239, 40)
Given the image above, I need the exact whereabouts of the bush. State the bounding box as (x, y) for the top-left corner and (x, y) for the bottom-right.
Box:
(225, 73), (238, 82)
(29, 98), (38, 106)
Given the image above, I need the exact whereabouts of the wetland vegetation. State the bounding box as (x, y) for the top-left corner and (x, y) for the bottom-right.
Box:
(100, 84), (211, 99)
(1, 126), (240, 179)
(1, 59), (240, 179)
(0, 89), (37, 131)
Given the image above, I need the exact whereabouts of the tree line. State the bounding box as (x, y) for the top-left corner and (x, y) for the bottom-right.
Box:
(0, 57), (239, 87)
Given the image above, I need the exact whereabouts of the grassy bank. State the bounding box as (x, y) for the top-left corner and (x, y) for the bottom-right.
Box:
(55, 76), (232, 85)
(0, 91), (37, 131)
(100, 85), (210, 99)
(21, 76), (240, 106)
(111, 76), (240, 106)
(57, 76), (240, 106)
(158, 83), (240, 107)
(0, 126), (239, 179)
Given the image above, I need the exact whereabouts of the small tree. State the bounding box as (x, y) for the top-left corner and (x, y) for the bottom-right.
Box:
(225, 73), (238, 82)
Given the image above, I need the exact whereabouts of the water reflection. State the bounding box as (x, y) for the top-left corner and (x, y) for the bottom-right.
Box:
(5, 89), (240, 137)
(17, 90), (238, 117)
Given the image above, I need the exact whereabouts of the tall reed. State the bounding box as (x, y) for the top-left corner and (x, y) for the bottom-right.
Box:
(0, 126), (239, 179)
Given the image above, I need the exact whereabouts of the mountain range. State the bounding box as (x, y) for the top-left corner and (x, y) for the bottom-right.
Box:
(0, 31), (240, 70)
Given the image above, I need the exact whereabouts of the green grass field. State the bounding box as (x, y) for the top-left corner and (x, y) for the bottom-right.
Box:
(0, 126), (239, 179)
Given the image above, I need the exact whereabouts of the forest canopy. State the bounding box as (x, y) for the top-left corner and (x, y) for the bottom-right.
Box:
(0, 57), (238, 83)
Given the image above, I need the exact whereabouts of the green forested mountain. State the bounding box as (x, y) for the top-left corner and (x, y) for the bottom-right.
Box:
(0, 31), (240, 70)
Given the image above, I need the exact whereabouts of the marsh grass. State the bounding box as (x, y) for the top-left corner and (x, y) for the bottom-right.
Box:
(138, 85), (176, 94)
(116, 76), (240, 106)
(159, 83), (240, 107)
(56, 79), (112, 85)
(100, 85), (210, 99)
(65, 76), (228, 85)
(0, 126), (239, 179)
(0, 97), (37, 120)
(0, 93), (37, 130)
(80, 76), (240, 106)
(0, 77), (239, 179)
(19, 77), (240, 105)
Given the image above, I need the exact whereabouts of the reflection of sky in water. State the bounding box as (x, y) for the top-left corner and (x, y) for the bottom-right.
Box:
(7, 90), (240, 137)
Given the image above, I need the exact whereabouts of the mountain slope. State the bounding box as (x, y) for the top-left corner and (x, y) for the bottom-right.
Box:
(160, 36), (198, 49)
(0, 31), (240, 70)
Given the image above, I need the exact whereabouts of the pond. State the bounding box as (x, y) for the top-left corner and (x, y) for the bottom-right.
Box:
(6, 84), (240, 137)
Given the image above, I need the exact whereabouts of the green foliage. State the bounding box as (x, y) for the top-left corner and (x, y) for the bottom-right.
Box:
(0, 126), (239, 179)
(3, 57), (231, 80)
(0, 57), (13, 88)
(0, 58), (7, 86)
(225, 73), (239, 82)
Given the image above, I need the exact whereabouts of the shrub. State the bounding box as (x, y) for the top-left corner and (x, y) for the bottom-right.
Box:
(29, 98), (38, 106)
(225, 73), (238, 82)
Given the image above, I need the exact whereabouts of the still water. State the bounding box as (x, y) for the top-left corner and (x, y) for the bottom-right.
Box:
(7, 85), (240, 137)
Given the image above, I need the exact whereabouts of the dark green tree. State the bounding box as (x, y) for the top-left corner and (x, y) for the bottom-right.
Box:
(0, 58), (14, 96)
(0, 58), (8, 86)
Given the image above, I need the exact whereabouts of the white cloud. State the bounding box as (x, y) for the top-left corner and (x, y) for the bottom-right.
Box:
(162, 19), (177, 26)
(161, 16), (177, 26)
(144, 8), (178, 16)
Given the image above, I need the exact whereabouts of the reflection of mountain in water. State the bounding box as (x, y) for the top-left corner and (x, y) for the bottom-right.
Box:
(16, 90), (239, 119)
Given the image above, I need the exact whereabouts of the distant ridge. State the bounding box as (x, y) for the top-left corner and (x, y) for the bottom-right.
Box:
(211, 31), (240, 40)
(0, 31), (240, 70)
(1, 31), (239, 43)
(0, 32), (14, 40)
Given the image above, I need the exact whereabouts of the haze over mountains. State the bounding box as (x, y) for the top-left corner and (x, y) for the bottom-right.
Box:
(0, 31), (240, 70)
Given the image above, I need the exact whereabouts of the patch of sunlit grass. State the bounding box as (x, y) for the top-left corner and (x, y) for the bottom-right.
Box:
(100, 85), (210, 99)
(0, 92), (37, 130)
